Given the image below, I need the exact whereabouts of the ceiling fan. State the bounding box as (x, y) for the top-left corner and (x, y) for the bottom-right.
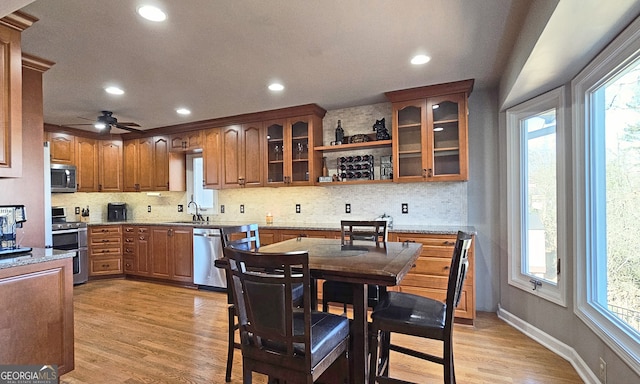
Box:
(67, 111), (142, 133)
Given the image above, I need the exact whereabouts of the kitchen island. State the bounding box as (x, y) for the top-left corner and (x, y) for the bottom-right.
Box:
(0, 248), (75, 375)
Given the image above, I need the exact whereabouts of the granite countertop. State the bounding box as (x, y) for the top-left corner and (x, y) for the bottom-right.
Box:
(0, 248), (76, 270)
(87, 220), (476, 235)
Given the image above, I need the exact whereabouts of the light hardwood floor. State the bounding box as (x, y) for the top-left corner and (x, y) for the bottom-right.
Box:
(61, 279), (583, 383)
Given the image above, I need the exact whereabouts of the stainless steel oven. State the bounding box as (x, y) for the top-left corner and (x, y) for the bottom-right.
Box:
(51, 207), (88, 284)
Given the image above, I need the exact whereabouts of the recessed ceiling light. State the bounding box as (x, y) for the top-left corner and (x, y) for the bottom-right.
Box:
(268, 83), (284, 91)
(176, 108), (191, 115)
(137, 5), (167, 22)
(105, 86), (124, 95)
(411, 55), (431, 65)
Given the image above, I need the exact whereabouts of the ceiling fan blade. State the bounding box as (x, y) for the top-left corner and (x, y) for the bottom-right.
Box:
(117, 122), (141, 127)
(115, 123), (143, 133)
(64, 123), (96, 126)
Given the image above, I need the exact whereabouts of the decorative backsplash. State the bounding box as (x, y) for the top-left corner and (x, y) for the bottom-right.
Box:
(51, 182), (467, 226)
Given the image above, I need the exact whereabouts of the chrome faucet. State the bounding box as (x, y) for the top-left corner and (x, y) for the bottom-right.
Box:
(188, 197), (204, 221)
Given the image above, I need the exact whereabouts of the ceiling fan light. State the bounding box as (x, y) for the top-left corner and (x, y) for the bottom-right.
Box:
(137, 5), (167, 22)
(94, 122), (106, 129)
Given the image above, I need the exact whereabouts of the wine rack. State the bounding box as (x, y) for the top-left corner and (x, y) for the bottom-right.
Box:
(337, 154), (374, 181)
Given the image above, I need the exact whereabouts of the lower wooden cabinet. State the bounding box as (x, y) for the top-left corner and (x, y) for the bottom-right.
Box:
(390, 232), (475, 323)
(88, 225), (123, 276)
(149, 226), (193, 283)
(123, 225), (150, 276)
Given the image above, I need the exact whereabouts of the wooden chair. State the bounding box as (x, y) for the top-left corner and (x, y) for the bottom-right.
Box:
(219, 224), (260, 382)
(223, 246), (350, 383)
(322, 220), (388, 313)
(368, 231), (472, 384)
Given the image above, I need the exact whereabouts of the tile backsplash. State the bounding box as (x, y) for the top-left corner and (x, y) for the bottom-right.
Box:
(51, 182), (467, 226)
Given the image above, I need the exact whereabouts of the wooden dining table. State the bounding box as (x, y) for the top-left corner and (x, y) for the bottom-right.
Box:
(258, 237), (423, 384)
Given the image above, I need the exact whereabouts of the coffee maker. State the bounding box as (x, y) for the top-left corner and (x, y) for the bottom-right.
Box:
(0, 205), (31, 255)
(107, 202), (127, 222)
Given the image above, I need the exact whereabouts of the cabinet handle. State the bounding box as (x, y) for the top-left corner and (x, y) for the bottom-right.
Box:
(101, 250), (110, 253)
(422, 168), (427, 178)
(428, 168), (433, 177)
(443, 241), (455, 246)
(98, 184), (102, 191)
(102, 239), (109, 242)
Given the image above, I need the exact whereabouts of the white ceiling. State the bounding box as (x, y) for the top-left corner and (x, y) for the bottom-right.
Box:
(17, 0), (531, 133)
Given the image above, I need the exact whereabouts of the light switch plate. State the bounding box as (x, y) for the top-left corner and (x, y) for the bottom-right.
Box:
(177, 205), (183, 212)
(345, 203), (351, 213)
(240, 204), (245, 213)
(147, 205), (152, 213)
(220, 205), (225, 213)
(296, 204), (301, 213)
(402, 203), (408, 214)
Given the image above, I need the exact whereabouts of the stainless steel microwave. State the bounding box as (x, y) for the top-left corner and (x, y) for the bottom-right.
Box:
(51, 164), (77, 193)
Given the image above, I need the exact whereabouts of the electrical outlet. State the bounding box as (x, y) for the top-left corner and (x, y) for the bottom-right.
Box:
(295, 204), (301, 213)
(147, 205), (152, 213)
(177, 205), (183, 212)
(220, 205), (225, 213)
(402, 203), (409, 214)
(345, 203), (351, 214)
(74, 206), (80, 215)
(599, 357), (607, 383)
(240, 204), (244, 213)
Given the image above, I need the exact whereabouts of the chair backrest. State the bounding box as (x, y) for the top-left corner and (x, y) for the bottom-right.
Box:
(220, 224), (260, 251)
(340, 220), (388, 244)
(222, 246), (314, 367)
(445, 231), (473, 328)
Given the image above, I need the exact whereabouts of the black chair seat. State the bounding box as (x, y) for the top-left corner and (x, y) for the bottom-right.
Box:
(372, 291), (446, 332)
(322, 281), (380, 309)
(262, 310), (350, 366)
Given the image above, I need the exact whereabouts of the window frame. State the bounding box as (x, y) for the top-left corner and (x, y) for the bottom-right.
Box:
(186, 153), (217, 215)
(572, 15), (640, 372)
(506, 86), (568, 307)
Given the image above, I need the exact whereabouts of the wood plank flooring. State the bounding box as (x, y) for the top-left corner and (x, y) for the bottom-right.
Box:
(61, 279), (583, 383)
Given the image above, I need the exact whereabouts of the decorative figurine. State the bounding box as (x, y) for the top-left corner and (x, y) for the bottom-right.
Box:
(335, 120), (344, 144)
(373, 118), (390, 140)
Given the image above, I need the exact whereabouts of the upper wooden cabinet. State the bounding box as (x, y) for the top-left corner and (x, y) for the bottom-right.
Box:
(0, 12), (37, 178)
(48, 132), (75, 164)
(264, 115), (322, 187)
(203, 127), (222, 189)
(221, 123), (264, 188)
(123, 136), (168, 192)
(75, 136), (99, 192)
(98, 139), (124, 192)
(170, 131), (202, 152)
(386, 79), (473, 182)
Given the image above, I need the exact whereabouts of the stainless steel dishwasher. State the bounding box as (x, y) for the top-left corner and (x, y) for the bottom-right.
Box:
(193, 227), (226, 289)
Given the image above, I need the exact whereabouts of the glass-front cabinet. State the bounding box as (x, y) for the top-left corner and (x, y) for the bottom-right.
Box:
(388, 79), (472, 182)
(265, 114), (322, 186)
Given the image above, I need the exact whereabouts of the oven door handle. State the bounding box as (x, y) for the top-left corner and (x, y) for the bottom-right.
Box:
(52, 228), (87, 235)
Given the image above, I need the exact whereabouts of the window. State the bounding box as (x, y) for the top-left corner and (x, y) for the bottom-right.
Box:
(506, 87), (567, 306)
(573, 16), (640, 371)
(186, 154), (217, 215)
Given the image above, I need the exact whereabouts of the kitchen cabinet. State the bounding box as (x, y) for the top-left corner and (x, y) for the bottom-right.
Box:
(98, 139), (124, 192)
(48, 132), (75, 164)
(123, 136), (169, 192)
(221, 123), (264, 188)
(386, 79), (473, 182)
(170, 131), (202, 152)
(0, 12), (35, 178)
(123, 226), (150, 276)
(264, 114), (322, 186)
(203, 127), (222, 189)
(391, 232), (475, 324)
(88, 225), (123, 276)
(150, 226), (193, 283)
(75, 136), (99, 191)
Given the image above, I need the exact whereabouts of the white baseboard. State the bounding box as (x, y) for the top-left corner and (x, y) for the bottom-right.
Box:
(497, 305), (600, 384)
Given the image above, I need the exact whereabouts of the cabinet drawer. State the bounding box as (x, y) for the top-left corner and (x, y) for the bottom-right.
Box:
(412, 256), (453, 277)
(123, 226), (136, 234)
(395, 234), (457, 257)
(90, 246), (122, 257)
(90, 237), (122, 246)
(123, 257), (135, 272)
(90, 226), (122, 235)
(90, 257), (122, 275)
(123, 245), (136, 255)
